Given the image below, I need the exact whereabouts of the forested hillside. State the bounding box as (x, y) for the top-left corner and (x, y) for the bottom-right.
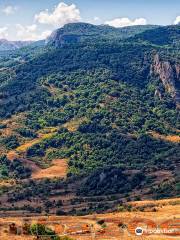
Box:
(0, 23), (179, 215)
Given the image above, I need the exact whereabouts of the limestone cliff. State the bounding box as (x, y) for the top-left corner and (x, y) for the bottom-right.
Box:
(152, 54), (180, 108)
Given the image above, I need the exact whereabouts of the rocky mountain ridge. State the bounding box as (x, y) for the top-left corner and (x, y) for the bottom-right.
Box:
(152, 53), (180, 108)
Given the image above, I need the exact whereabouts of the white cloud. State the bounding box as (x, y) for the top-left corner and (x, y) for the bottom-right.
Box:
(94, 16), (100, 22)
(39, 30), (52, 39)
(35, 2), (81, 27)
(16, 24), (51, 41)
(2, 5), (17, 15)
(16, 24), (37, 41)
(105, 17), (147, 28)
(174, 16), (180, 25)
(0, 27), (8, 39)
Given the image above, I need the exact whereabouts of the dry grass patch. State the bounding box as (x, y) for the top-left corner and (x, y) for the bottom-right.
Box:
(31, 158), (68, 179)
(149, 131), (180, 143)
(16, 132), (55, 153)
(0, 113), (26, 137)
(63, 117), (87, 132)
(6, 150), (19, 161)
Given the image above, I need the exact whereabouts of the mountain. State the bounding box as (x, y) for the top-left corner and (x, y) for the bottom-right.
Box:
(46, 22), (158, 46)
(0, 23), (179, 215)
(0, 39), (32, 51)
(132, 25), (180, 46)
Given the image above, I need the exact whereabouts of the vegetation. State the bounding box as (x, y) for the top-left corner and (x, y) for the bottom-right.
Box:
(30, 223), (60, 240)
(0, 23), (179, 208)
(0, 155), (31, 179)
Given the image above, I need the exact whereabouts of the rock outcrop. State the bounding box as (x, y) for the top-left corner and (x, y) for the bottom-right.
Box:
(47, 32), (80, 47)
(152, 54), (180, 108)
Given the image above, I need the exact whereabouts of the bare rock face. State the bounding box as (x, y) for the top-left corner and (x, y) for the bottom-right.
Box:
(46, 31), (80, 47)
(175, 64), (180, 80)
(152, 54), (180, 108)
(154, 89), (162, 100)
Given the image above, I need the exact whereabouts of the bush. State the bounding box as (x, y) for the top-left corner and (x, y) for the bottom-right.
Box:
(30, 223), (59, 240)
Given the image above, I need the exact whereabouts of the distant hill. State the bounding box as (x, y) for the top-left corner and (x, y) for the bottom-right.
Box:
(132, 25), (180, 46)
(0, 39), (32, 51)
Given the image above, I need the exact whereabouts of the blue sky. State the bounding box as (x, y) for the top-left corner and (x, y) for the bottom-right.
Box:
(0, 0), (179, 40)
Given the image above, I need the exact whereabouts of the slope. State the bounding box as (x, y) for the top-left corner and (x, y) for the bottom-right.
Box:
(0, 24), (179, 213)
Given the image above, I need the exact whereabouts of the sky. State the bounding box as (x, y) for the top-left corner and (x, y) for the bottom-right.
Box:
(0, 0), (179, 41)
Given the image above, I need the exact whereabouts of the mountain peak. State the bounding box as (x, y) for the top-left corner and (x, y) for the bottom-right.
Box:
(46, 22), (158, 47)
